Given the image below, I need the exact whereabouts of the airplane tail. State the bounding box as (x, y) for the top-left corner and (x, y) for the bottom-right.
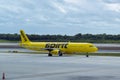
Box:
(20, 30), (30, 43)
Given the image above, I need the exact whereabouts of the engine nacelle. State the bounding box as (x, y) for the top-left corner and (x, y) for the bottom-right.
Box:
(51, 50), (60, 55)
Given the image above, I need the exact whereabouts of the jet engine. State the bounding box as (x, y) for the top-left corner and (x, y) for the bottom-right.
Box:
(50, 50), (63, 56)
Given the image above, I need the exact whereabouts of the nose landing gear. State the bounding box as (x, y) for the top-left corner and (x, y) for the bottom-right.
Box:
(86, 53), (89, 57)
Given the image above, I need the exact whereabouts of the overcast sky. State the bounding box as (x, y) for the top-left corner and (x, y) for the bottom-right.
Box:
(0, 0), (120, 35)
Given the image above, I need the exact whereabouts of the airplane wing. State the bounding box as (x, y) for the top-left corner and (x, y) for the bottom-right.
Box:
(41, 48), (60, 52)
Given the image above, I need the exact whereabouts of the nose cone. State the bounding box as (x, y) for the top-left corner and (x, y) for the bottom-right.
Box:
(88, 43), (98, 52)
(94, 47), (98, 52)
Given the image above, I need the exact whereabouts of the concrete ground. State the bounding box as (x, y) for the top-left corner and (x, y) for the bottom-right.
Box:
(0, 53), (120, 80)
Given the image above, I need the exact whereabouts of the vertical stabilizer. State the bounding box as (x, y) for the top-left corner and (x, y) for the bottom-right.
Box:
(20, 30), (30, 43)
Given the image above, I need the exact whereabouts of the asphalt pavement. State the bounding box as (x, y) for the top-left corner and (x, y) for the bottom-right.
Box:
(0, 53), (120, 80)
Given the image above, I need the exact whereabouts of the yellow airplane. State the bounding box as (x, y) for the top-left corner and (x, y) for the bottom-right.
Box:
(20, 30), (98, 56)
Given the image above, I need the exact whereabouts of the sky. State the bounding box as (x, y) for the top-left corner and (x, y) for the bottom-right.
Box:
(0, 0), (120, 35)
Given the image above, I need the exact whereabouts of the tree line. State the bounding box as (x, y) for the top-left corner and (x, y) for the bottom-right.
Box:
(0, 33), (120, 43)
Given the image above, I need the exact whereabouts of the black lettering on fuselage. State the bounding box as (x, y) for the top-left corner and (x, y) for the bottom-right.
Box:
(45, 43), (68, 48)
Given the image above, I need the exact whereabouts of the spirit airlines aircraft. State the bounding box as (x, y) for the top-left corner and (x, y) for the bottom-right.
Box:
(20, 30), (98, 56)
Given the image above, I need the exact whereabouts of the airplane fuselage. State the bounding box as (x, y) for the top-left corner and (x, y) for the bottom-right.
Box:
(20, 42), (98, 54)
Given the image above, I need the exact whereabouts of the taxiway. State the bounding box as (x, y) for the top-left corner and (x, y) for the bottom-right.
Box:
(0, 53), (120, 80)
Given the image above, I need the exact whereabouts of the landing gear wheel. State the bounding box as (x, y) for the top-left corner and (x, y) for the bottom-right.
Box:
(86, 54), (89, 57)
(59, 53), (63, 56)
(48, 53), (52, 56)
(86, 53), (89, 57)
(58, 51), (63, 56)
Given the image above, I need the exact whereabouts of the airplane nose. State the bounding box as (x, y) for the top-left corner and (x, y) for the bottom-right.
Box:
(94, 47), (98, 52)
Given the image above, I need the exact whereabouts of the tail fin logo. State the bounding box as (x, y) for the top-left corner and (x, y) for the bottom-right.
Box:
(20, 30), (30, 43)
(20, 30), (27, 42)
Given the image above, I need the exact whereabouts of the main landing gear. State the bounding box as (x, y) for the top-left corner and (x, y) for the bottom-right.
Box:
(48, 52), (52, 56)
(58, 51), (63, 56)
(48, 51), (63, 56)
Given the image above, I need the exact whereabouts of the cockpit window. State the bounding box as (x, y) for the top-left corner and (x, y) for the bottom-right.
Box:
(89, 45), (94, 47)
